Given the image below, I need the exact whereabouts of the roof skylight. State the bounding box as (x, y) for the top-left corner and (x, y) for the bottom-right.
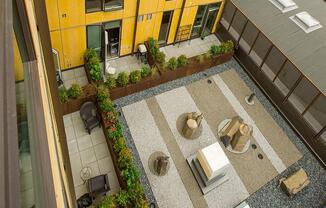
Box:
(290, 11), (323, 33)
(269, 0), (298, 13)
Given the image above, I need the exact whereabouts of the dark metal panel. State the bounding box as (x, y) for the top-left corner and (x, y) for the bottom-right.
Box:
(0, 0), (21, 207)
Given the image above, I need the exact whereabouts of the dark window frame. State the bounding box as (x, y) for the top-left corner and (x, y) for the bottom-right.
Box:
(85, 0), (124, 14)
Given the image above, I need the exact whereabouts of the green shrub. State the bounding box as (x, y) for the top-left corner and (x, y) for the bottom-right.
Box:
(96, 85), (109, 102)
(87, 56), (100, 68)
(221, 40), (234, 53)
(204, 52), (212, 59)
(105, 75), (117, 89)
(116, 72), (130, 87)
(148, 37), (158, 50)
(155, 51), (166, 64)
(167, 57), (178, 70)
(210, 45), (222, 55)
(100, 98), (114, 112)
(177, 55), (188, 67)
(196, 54), (205, 63)
(121, 164), (140, 189)
(89, 64), (102, 81)
(59, 87), (68, 103)
(118, 148), (133, 169)
(130, 70), (142, 84)
(116, 190), (130, 208)
(84, 48), (97, 61)
(141, 66), (152, 78)
(67, 83), (82, 99)
(113, 137), (126, 154)
(107, 123), (123, 140)
(98, 195), (117, 208)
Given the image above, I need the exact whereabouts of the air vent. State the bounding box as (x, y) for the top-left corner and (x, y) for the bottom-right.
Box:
(290, 12), (323, 33)
(269, 0), (298, 13)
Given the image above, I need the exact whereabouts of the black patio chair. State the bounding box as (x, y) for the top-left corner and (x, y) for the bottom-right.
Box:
(87, 174), (110, 201)
(80, 102), (101, 134)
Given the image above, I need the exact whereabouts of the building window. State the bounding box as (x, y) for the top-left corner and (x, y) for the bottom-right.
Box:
(288, 77), (319, 114)
(220, 1), (236, 29)
(229, 10), (247, 41)
(239, 21), (259, 53)
(138, 15), (144, 22)
(87, 25), (102, 56)
(274, 62), (300, 96)
(261, 47), (287, 81)
(104, 0), (123, 11)
(249, 33), (272, 66)
(86, 0), (123, 13)
(86, 0), (102, 13)
(147, 14), (152, 20)
(303, 95), (326, 133)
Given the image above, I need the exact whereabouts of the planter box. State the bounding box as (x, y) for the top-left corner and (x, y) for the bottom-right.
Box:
(62, 84), (96, 115)
(110, 73), (161, 100)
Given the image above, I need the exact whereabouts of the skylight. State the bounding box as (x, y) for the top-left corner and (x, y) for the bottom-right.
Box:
(269, 0), (298, 13)
(290, 11), (323, 33)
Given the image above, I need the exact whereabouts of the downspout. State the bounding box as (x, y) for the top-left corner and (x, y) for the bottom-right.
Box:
(173, 0), (187, 44)
(132, 0), (141, 54)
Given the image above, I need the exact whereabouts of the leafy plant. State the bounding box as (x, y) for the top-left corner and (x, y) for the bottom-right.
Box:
(196, 54), (205, 63)
(167, 57), (178, 70)
(177, 55), (188, 67)
(89, 64), (102, 81)
(100, 98), (114, 112)
(67, 83), (82, 99)
(118, 148), (133, 169)
(116, 72), (130, 87)
(98, 195), (117, 208)
(148, 37), (158, 50)
(130, 70), (142, 84)
(210, 45), (222, 55)
(121, 164), (140, 189)
(128, 183), (148, 208)
(107, 123), (123, 140)
(221, 40), (234, 53)
(84, 48), (97, 61)
(105, 75), (117, 89)
(155, 51), (166, 64)
(204, 51), (212, 59)
(87, 56), (100, 68)
(59, 87), (68, 103)
(113, 137), (126, 154)
(96, 85), (109, 102)
(116, 190), (130, 208)
(141, 66), (152, 78)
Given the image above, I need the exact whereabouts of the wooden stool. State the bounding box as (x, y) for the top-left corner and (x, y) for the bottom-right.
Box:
(280, 168), (310, 196)
(231, 124), (251, 151)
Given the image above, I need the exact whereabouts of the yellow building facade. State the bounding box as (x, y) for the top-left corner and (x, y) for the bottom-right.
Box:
(43, 0), (225, 72)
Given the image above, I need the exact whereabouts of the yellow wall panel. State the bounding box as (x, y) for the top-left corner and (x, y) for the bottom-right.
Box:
(50, 30), (65, 70)
(139, 0), (159, 15)
(123, 0), (137, 18)
(58, 0), (85, 29)
(120, 17), (135, 56)
(46, 0), (60, 31)
(180, 6), (197, 27)
(13, 34), (24, 81)
(134, 13), (158, 50)
(61, 26), (86, 69)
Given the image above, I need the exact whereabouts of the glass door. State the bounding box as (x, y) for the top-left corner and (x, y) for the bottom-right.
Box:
(158, 11), (173, 45)
(192, 3), (221, 38)
(191, 5), (207, 38)
(104, 20), (120, 60)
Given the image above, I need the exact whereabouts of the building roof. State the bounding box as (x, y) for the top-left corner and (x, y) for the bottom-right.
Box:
(231, 0), (326, 95)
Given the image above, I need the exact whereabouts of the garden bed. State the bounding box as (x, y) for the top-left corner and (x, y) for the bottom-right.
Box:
(61, 84), (96, 115)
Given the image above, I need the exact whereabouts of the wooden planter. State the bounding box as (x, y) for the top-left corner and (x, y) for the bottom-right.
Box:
(62, 84), (97, 115)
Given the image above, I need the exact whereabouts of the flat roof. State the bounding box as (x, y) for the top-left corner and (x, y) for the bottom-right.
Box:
(231, 0), (326, 95)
